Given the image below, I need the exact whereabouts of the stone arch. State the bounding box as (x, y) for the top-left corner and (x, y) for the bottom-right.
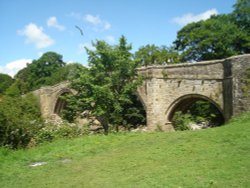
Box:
(166, 94), (224, 123)
(53, 88), (73, 116)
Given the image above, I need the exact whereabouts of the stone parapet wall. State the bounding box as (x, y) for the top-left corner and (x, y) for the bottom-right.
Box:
(138, 59), (225, 80)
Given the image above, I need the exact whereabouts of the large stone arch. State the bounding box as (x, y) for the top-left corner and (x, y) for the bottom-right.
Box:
(165, 94), (224, 123)
(137, 54), (250, 131)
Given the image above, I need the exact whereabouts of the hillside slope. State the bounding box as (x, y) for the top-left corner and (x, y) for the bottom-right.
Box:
(0, 113), (250, 188)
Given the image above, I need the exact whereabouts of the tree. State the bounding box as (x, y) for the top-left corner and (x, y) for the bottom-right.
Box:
(45, 63), (87, 85)
(135, 44), (180, 66)
(65, 36), (145, 133)
(0, 73), (14, 95)
(15, 52), (66, 91)
(174, 14), (250, 62)
(232, 0), (250, 32)
(4, 79), (29, 97)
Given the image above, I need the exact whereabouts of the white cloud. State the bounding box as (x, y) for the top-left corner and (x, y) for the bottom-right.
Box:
(0, 59), (32, 77)
(47, 16), (65, 31)
(68, 12), (82, 20)
(172, 8), (218, 26)
(104, 22), (111, 30)
(84, 14), (111, 31)
(84, 14), (101, 25)
(105, 35), (115, 44)
(78, 42), (95, 54)
(18, 23), (54, 49)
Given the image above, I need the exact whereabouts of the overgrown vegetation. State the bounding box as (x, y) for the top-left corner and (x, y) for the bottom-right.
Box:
(63, 36), (146, 133)
(0, 94), (42, 149)
(0, 73), (14, 96)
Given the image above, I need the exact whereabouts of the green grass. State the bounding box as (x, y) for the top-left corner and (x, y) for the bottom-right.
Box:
(1, 113), (250, 188)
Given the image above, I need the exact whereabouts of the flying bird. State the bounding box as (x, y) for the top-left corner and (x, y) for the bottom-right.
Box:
(75, 25), (84, 36)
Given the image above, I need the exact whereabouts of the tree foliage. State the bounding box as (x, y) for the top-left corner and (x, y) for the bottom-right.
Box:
(0, 73), (14, 95)
(232, 0), (250, 32)
(173, 0), (250, 62)
(174, 14), (250, 62)
(13, 52), (86, 93)
(15, 52), (66, 91)
(64, 36), (145, 133)
(0, 94), (42, 148)
(135, 44), (180, 66)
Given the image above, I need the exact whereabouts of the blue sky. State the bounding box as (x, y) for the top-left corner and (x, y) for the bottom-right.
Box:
(0, 0), (236, 76)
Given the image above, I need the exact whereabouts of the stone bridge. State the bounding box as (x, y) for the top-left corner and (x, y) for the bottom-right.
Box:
(33, 54), (250, 131)
(33, 81), (76, 119)
(137, 54), (250, 131)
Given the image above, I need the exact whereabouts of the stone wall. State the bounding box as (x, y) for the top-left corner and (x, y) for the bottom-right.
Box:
(137, 54), (250, 131)
(33, 81), (74, 119)
(229, 55), (250, 116)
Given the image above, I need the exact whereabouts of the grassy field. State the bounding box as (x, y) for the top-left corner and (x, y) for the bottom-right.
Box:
(0, 113), (250, 188)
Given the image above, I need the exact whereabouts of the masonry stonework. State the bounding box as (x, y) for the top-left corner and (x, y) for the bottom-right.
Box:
(137, 54), (250, 131)
(33, 81), (75, 119)
(33, 55), (250, 131)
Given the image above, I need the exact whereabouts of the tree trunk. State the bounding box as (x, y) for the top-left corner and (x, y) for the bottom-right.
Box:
(97, 116), (109, 135)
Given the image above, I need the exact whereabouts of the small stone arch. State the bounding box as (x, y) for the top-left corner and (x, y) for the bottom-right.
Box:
(165, 94), (224, 123)
(53, 88), (73, 117)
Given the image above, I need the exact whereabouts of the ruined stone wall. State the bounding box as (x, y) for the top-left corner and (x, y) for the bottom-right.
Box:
(33, 81), (72, 118)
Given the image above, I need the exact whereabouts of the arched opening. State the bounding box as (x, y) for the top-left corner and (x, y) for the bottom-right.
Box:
(167, 94), (224, 130)
(54, 92), (71, 118)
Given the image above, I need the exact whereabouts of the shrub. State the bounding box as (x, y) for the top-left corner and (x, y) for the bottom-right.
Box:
(172, 111), (192, 131)
(0, 94), (43, 149)
(34, 121), (89, 144)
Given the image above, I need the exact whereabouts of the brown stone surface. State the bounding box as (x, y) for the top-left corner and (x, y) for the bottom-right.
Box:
(137, 54), (250, 131)
(33, 54), (250, 132)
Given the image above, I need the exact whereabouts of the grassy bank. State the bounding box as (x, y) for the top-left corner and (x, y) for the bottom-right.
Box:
(0, 113), (250, 188)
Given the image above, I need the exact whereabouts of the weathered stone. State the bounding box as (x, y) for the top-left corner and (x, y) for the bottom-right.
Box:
(137, 54), (250, 131)
(33, 81), (76, 119)
(33, 55), (250, 132)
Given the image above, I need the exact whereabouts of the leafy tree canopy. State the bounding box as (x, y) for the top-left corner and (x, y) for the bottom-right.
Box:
(174, 14), (250, 62)
(64, 36), (145, 133)
(232, 0), (250, 32)
(15, 52), (66, 91)
(135, 44), (180, 66)
(14, 52), (86, 93)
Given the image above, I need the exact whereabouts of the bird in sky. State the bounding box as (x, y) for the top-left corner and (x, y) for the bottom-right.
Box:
(75, 25), (84, 36)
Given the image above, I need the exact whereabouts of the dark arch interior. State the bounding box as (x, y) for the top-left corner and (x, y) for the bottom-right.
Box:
(169, 97), (225, 127)
(54, 92), (70, 117)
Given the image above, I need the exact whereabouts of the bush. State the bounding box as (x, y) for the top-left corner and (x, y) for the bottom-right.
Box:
(172, 111), (192, 131)
(35, 121), (89, 144)
(0, 94), (43, 149)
